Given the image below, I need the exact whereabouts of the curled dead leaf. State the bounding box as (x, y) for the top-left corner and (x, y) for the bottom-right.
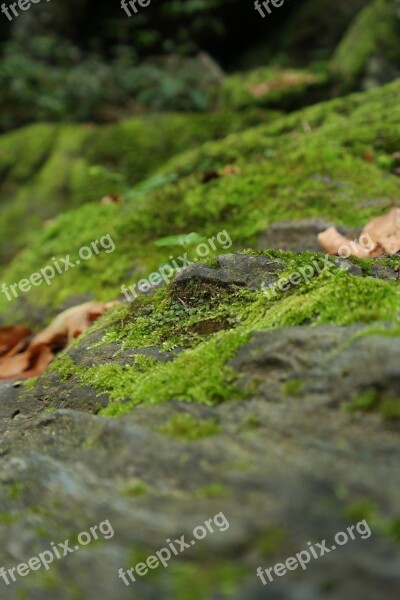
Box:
(318, 207), (400, 257)
(100, 195), (124, 205)
(0, 300), (118, 381)
(0, 326), (31, 357)
(0, 345), (53, 380)
(362, 207), (400, 255)
(222, 165), (241, 176)
(318, 227), (377, 258)
(31, 301), (118, 346)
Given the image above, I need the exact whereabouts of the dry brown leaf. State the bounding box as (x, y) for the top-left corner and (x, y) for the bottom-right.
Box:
(100, 195), (124, 205)
(31, 301), (117, 347)
(250, 71), (316, 98)
(0, 325), (31, 357)
(201, 170), (220, 184)
(22, 345), (54, 379)
(318, 207), (400, 257)
(222, 165), (241, 176)
(0, 300), (118, 380)
(0, 345), (53, 380)
(317, 227), (375, 258)
(362, 207), (400, 255)
(0, 351), (30, 379)
(363, 150), (375, 162)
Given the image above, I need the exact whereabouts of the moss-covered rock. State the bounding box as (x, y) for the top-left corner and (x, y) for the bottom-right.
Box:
(0, 110), (263, 265)
(332, 0), (400, 90)
(1, 79), (400, 327)
(1, 76), (400, 600)
(217, 66), (329, 111)
(1, 251), (399, 599)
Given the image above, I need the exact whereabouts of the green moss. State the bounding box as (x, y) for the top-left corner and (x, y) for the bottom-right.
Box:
(157, 414), (220, 441)
(344, 500), (400, 543)
(256, 527), (287, 558)
(43, 248), (399, 417)
(169, 561), (248, 600)
(122, 480), (150, 497)
(0, 111), (260, 266)
(3, 80), (400, 419)
(283, 379), (303, 397)
(219, 66), (328, 111)
(7, 483), (24, 501)
(87, 328), (247, 415)
(345, 388), (400, 420)
(1, 81), (400, 326)
(239, 414), (261, 431)
(195, 483), (230, 499)
(332, 0), (400, 89)
(0, 512), (17, 524)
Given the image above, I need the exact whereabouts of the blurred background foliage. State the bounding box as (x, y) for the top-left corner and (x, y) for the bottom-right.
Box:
(1, 0), (399, 131)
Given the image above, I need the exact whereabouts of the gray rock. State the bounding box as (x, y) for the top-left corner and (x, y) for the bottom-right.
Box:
(370, 263), (399, 280)
(171, 254), (285, 291)
(259, 218), (358, 253)
(1, 256), (400, 600)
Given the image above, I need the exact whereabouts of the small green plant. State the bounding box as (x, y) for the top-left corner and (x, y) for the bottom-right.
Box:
(256, 527), (287, 557)
(122, 480), (150, 497)
(158, 414), (220, 441)
(154, 232), (206, 248)
(283, 379), (303, 397)
(345, 388), (400, 420)
(196, 483), (230, 499)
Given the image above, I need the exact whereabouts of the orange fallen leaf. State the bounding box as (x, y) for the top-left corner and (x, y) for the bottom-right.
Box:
(363, 150), (375, 162)
(318, 207), (400, 257)
(201, 170), (220, 184)
(250, 71), (317, 98)
(222, 165), (241, 176)
(0, 300), (118, 380)
(363, 207), (400, 254)
(22, 345), (54, 379)
(0, 345), (53, 380)
(0, 326), (31, 357)
(318, 227), (379, 258)
(100, 195), (123, 205)
(31, 301), (118, 346)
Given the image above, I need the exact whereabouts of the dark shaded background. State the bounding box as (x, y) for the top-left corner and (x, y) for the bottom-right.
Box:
(0, 0), (375, 131)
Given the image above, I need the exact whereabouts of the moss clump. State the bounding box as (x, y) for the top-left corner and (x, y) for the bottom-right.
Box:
(168, 561), (248, 600)
(1, 81), (400, 326)
(344, 500), (400, 543)
(283, 379), (303, 397)
(256, 527), (287, 558)
(239, 414), (261, 431)
(332, 0), (400, 89)
(195, 483), (230, 499)
(0, 111), (261, 266)
(122, 481), (150, 497)
(7, 483), (24, 501)
(218, 67), (328, 111)
(157, 414), (220, 441)
(0, 513), (17, 524)
(46, 250), (399, 417)
(345, 388), (400, 421)
(75, 328), (248, 415)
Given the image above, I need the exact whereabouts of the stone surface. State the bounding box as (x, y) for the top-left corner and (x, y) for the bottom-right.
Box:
(0, 253), (399, 599)
(259, 219), (358, 253)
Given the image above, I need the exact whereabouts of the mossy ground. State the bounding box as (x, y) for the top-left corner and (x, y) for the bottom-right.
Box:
(1, 79), (400, 324)
(1, 79), (400, 418)
(218, 66), (329, 111)
(49, 247), (400, 417)
(0, 111), (261, 266)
